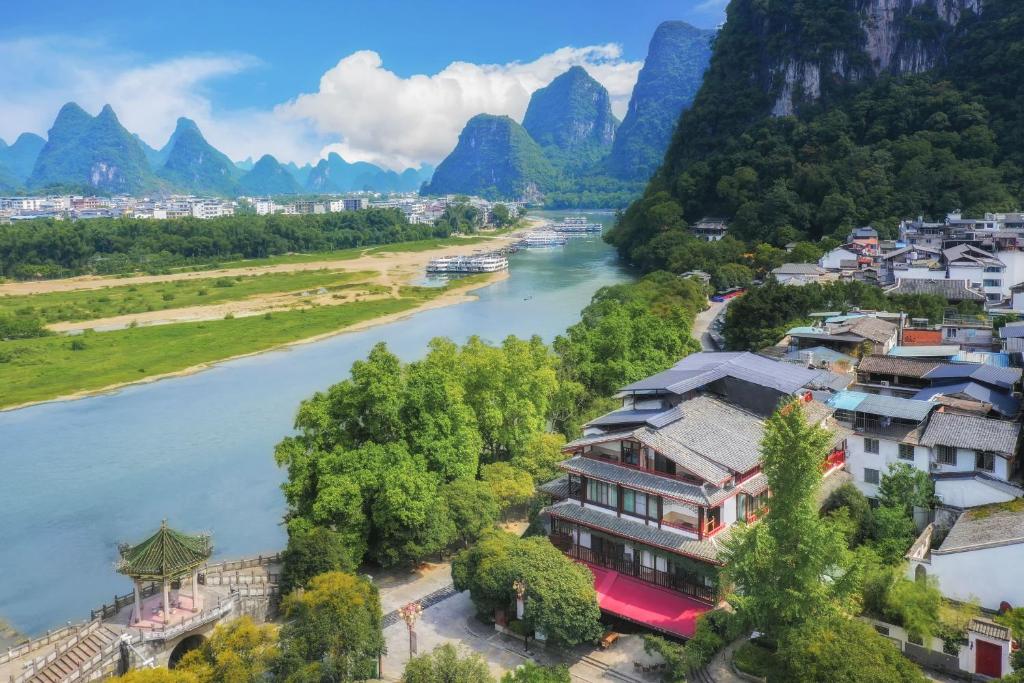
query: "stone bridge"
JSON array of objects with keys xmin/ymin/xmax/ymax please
[{"xmin": 0, "ymin": 554, "xmax": 281, "ymax": 683}]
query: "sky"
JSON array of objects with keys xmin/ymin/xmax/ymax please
[{"xmin": 0, "ymin": 0, "xmax": 728, "ymax": 171}]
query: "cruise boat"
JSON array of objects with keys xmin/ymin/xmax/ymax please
[
  {"xmin": 426, "ymin": 253, "xmax": 508, "ymax": 273},
  {"xmin": 549, "ymin": 215, "xmax": 603, "ymax": 233},
  {"xmin": 519, "ymin": 230, "xmax": 569, "ymax": 248}
]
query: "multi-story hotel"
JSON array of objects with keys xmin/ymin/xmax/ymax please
[{"xmin": 540, "ymin": 352, "xmax": 851, "ymax": 638}]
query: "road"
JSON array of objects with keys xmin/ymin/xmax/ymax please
[{"xmin": 693, "ymin": 298, "xmax": 729, "ymax": 350}]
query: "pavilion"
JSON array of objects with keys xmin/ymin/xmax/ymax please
[{"xmin": 117, "ymin": 521, "xmax": 212, "ymax": 627}]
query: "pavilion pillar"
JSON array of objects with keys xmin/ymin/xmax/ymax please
[
  {"xmin": 133, "ymin": 580, "xmax": 142, "ymax": 624},
  {"xmin": 191, "ymin": 570, "xmax": 200, "ymax": 612},
  {"xmin": 162, "ymin": 578, "xmax": 170, "ymax": 623}
]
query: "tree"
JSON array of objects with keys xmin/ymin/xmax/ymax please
[
  {"xmin": 275, "ymin": 572, "xmax": 384, "ymax": 682},
  {"xmin": 711, "ymin": 262, "xmax": 754, "ymax": 291},
  {"xmin": 878, "ymin": 463, "xmax": 934, "ymax": 516},
  {"xmin": 722, "ymin": 400, "xmax": 860, "ymax": 639},
  {"xmin": 452, "ymin": 531, "xmax": 603, "ymax": 647},
  {"xmin": 115, "ymin": 671, "xmax": 196, "ymax": 683},
  {"xmin": 280, "ymin": 520, "xmax": 363, "ymax": 593},
  {"xmin": 510, "ymin": 432, "xmax": 567, "ymax": 484},
  {"xmin": 776, "ymin": 616, "xmax": 928, "ymax": 683},
  {"xmin": 871, "ymin": 505, "xmax": 918, "ymax": 564},
  {"xmin": 401, "ymin": 644, "xmax": 494, "ymax": 683},
  {"xmin": 445, "ymin": 478, "xmax": 500, "ymax": 547},
  {"xmin": 491, "ymin": 204, "xmax": 513, "ymax": 227},
  {"xmin": 176, "ymin": 616, "xmax": 278, "ymax": 683},
  {"xmin": 371, "ymin": 462, "xmax": 455, "ymax": 566},
  {"xmin": 822, "ymin": 482, "xmax": 873, "ymax": 547},
  {"xmin": 885, "ymin": 576, "xmax": 942, "ymax": 642},
  {"xmin": 480, "ymin": 462, "xmax": 535, "ymax": 513},
  {"xmin": 501, "ymin": 662, "xmax": 571, "ymax": 682}
]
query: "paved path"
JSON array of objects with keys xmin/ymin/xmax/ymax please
[
  {"xmin": 701, "ymin": 640, "xmax": 746, "ymax": 683},
  {"xmin": 693, "ymin": 299, "xmax": 729, "ymax": 351}
]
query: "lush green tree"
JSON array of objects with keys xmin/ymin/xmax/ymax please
[
  {"xmin": 510, "ymin": 432, "xmax": 567, "ymax": 484},
  {"xmin": 445, "ymin": 478, "xmax": 500, "ymax": 548},
  {"xmin": 275, "ymin": 572, "xmax": 384, "ymax": 682},
  {"xmin": 776, "ymin": 616, "xmax": 928, "ymax": 683},
  {"xmin": 401, "ymin": 644, "xmax": 494, "ymax": 683},
  {"xmin": 452, "ymin": 531, "xmax": 603, "ymax": 647},
  {"xmin": 711, "ymin": 262, "xmax": 754, "ymax": 291},
  {"xmin": 480, "ymin": 462, "xmax": 536, "ymax": 513},
  {"xmin": 176, "ymin": 616, "xmax": 278, "ymax": 683},
  {"xmin": 878, "ymin": 463, "xmax": 934, "ymax": 516},
  {"xmin": 788, "ymin": 241, "xmax": 825, "ymax": 263},
  {"xmin": 871, "ymin": 505, "xmax": 919, "ymax": 564},
  {"xmin": 115, "ymin": 670, "xmax": 196, "ymax": 683},
  {"xmin": 823, "ymin": 482, "xmax": 874, "ymax": 547},
  {"xmin": 886, "ymin": 576, "xmax": 943, "ymax": 641},
  {"xmin": 722, "ymin": 400, "xmax": 860, "ymax": 639},
  {"xmin": 371, "ymin": 461, "xmax": 455, "ymax": 566},
  {"xmin": 501, "ymin": 662, "xmax": 571, "ymax": 683},
  {"xmin": 0, "ymin": 314, "xmax": 52, "ymax": 339},
  {"xmin": 280, "ymin": 520, "xmax": 364, "ymax": 593},
  {"xmin": 490, "ymin": 204, "xmax": 513, "ymax": 228}
]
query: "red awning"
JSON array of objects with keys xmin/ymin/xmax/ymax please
[{"xmin": 590, "ymin": 565, "xmax": 711, "ymax": 639}]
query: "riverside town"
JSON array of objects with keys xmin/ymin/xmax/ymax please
[{"xmin": 2, "ymin": 2, "xmax": 1024, "ymax": 682}]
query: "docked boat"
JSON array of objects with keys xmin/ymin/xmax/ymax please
[
  {"xmin": 426, "ymin": 252, "xmax": 508, "ymax": 273},
  {"xmin": 519, "ymin": 230, "xmax": 569, "ymax": 248},
  {"xmin": 549, "ymin": 215, "xmax": 603, "ymax": 233}
]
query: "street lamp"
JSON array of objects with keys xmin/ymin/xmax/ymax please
[{"xmin": 398, "ymin": 601, "xmax": 423, "ymax": 660}]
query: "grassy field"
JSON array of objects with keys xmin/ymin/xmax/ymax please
[
  {"xmin": 181, "ymin": 234, "xmax": 500, "ymax": 271},
  {"xmin": 1, "ymin": 270, "xmax": 377, "ymax": 324},
  {"xmin": 0, "ymin": 275, "xmax": 491, "ymax": 408}
]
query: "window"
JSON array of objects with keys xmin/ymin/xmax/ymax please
[
  {"xmin": 976, "ymin": 451, "xmax": 996, "ymax": 472},
  {"xmin": 984, "ymin": 279, "xmax": 1002, "ymax": 288},
  {"xmin": 985, "ymin": 266, "xmax": 1002, "ymax": 273},
  {"xmin": 653, "ymin": 452, "xmax": 677, "ymax": 476},
  {"xmin": 586, "ymin": 479, "xmax": 617, "ymax": 508},
  {"xmin": 936, "ymin": 445, "xmax": 957, "ymax": 466},
  {"xmin": 864, "ymin": 468, "xmax": 880, "ymax": 485},
  {"xmin": 946, "ymin": 328, "xmax": 958, "ymax": 338},
  {"xmin": 621, "ymin": 440, "xmax": 640, "ymax": 467},
  {"xmin": 737, "ymin": 494, "xmax": 747, "ymax": 521},
  {"xmin": 898, "ymin": 443, "xmax": 915, "ymax": 461},
  {"xmin": 864, "ymin": 437, "xmax": 880, "ymax": 454},
  {"xmin": 622, "ymin": 489, "xmax": 649, "ymax": 517}
]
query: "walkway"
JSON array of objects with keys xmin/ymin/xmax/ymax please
[{"xmin": 693, "ymin": 299, "xmax": 729, "ymax": 351}]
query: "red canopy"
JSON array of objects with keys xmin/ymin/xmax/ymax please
[{"xmin": 590, "ymin": 565, "xmax": 711, "ymax": 639}]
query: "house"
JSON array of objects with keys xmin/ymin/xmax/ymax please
[
  {"xmin": 787, "ymin": 316, "xmax": 899, "ymax": 356},
  {"xmin": 690, "ymin": 218, "xmax": 728, "ymax": 242},
  {"xmin": 906, "ymin": 503, "xmax": 1024, "ymax": 616},
  {"xmin": 884, "ymin": 278, "xmax": 986, "ymax": 304},
  {"xmin": 941, "ymin": 314, "xmax": 995, "ymax": 352},
  {"xmin": 1000, "ymin": 320, "xmax": 1024, "ymax": 353},
  {"xmin": 879, "ymin": 245, "xmax": 943, "ymax": 284},
  {"xmin": 848, "ymin": 226, "xmax": 879, "ymax": 254},
  {"xmin": 943, "ymin": 244, "xmax": 1006, "ymax": 303},
  {"xmin": 818, "ymin": 245, "xmax": 861, "ymax": 271},
  {"xmin": 539, "ymin": 353, "xmax": 849, "ymax": 638},
  {"xmin": 770, "ymin": 263, "xmax": 831, "ymax": 285},
  {"xmin": 919, "ymin": 411, "xmax": 1022, "ymax": 508}
]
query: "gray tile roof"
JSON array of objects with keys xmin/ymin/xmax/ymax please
[
  {"xmin": 563, "ymin": 430, "xmax": 637, "ymax": 450},
  {"xmin": 935, "ymin": 504, "xmax": 1024, "ymax": 554},
  {"xmin": 538, "ymin": 476, "xmax": 571, "ymax": 499},
  {"xmin": 858, "ymin": 355, "xmax": 941, "ymax": 378},
  {"xmin": 919, "ymin": 411, "xmax": 1020, "ymax": 457},
  {"xmin": 836, "ymin": 317, "xmax": 898, "ymax": 344},
  {"xmin": 560, "ymin": 455, "xmax": 716, "ymax": 505},
  {"xmin": 634, "ymin": 429, "xmax": 733, "ymax": 483},
  {"xmin": 618, "ymin": 352, "xmax": 826, "ymax": 397},
  {"xmin": 884, "ymin": 278, "xmax": 986, "ymax": 302},
  {"xmin": 587, "ymin": 409, "xmax": 665, "ymax": 428},
  {"xmin": 544, "ymin": 501, "xmax": 731, "ymax": 563}
]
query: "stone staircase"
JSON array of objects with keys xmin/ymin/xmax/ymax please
[{"xmin": 25, "ymin": 625, "xmax": 122, "ymax": 683}]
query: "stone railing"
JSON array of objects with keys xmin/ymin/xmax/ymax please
[
  {"xmin": 16, "ymin": 633, "xmax": 129, "ymax": 683},
  {"xmin": 13, "ymin": 620, "xmax": 103, "ymax": 682},
  {"xmin": 0, "ymin": 622, "xmax": 87, "ymax": 666},
  {"xmin": 91, "ymin": 583, "xmax": 159, "ymax": 621},
  {"xmin": 139, "ymin": 594, "xmax": 236, "ymax": 643},
  {"xmin": 202, "ymin": 553, "xmax": 280, "ymax": 574}
]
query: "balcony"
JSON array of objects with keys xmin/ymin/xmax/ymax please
[
  {"xmin": 822, "ymin": 448, "xmax": 846, "ymax": 473},
  {"xmin": 553, "ymin": 538, "xmax": 717, "ymax": 604}
]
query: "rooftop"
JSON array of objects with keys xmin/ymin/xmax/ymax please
[
  {"xmin": 913, "ymin": 382, "xmax": 1020, "ymax": 418},
  {"xmin": 919, "ymin": 411, "xmax": 1021, "ymax": 457},
  {"xmin": 618, "ymin": 352, "xmax": 830, "ymax": 397},
  {"xmin": 884, "ymin": 278, "xmax": 986, "ymax": 302},
  {"xmin": 117, "ymin": 522, "xmax": 212, "ymax": 579},
  {"xmin": 935, "ymin": 500, "xmax": 1024, "ymax": 555},
  {"xmin": 828, "ymin": 391, "xmax": 935, "ymax": 422}
]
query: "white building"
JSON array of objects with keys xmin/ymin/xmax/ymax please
[
  {"xmin": 818, "ymin": 245, "xmax": 860, "ymax": 271},
  {"xmin": 190, "ymin": 201, "xmax": 234, "ymax": 220},
  {"xmin": 255, "ymin": 200, "xmax": 277, "ymax": 216}
]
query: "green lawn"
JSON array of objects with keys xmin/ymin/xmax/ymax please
[
  {"xmin": 0, "ymin": 275, "xmax": 491, "ymax": 408},
  {"xmin": 1, "ymin": 270, "xmax": 377, "ymax": 324}
]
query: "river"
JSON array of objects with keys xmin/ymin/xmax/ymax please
[{"xmin": 0, "ymin": 211, "xmax": 633, "ymax": 635}]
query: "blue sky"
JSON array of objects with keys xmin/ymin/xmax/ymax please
[{"xmin": 0, "ymin": 0, "xmax": 727, "ymax": 168}]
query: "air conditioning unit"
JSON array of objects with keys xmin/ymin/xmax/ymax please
[
  {"xmin": 880, "ymin": 380, "xmax": 890, "ymax": 387},
  {"xmin": 930, "ymin": 462, "xmax": 941, "ymax": 471}
]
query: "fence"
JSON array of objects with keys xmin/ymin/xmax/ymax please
[
  {"xmin": 14, "ymin": 633, "xmax": 128, "ymax": 683},
  {"xmin": 562, "ymin": 542, "xmax": 717, "ymax": 603},
  {"xmin": 0, "ymin": 623, "xmax": 88, "ymax": 666},
  {"xmin": 139, "ymin": 594, "xmax": 236, "ymax": 643},
  {"xmin": 13, "ymin": 620, "xmax": 103, "ymax": 682},
  {"xmin": 91, "ymin": 583, "xmax": 159, "ymax": 621}
]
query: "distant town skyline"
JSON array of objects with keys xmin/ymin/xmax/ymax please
[{"xmin": 0, "ymin": 0, "xmax": 727, "ymax": 170}]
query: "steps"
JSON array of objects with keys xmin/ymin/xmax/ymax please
[{"xmin": 28, "ymin": 626, "xmax": 121, "ymax": 683}]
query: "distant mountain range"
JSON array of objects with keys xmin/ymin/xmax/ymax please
[
  {"xmin": 423, "ymin": 20, "xmax": 714, "ymax": 201},
  {"xmin": 5, "ymin": 109, "xmax": 435, "ymax": 197}
]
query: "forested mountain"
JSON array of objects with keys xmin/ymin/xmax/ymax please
[
  {"xmin": 522, "ymin": 65, "xmax": 618, "ymax": 169},
  {"xmin": 238, "ymin": 154, "xmax": 302, "ymax": 195},
  {"xmin": 421, "ymin": 114, "xmax": 557, "ymax": 199},
  {"xmin": 0, "ymin": 133, "xmax": 46, "ymax": 181},
  {"xmin": 608, "ymin": 0, "xmax": 1023, "ymax": 271},
  {"xmin": 606, "ymin": 21, "xmax": 714, "ymax": 180},
  {"xmin": 157, "ymin": 118, "xmax": 240, "ymax": 195},
  {"xmin": 305, "ymin": 152, "xmax": 432, "ymax": 193},
  {"xmin": 285, "ymin": 161, "xmax": 313, "ymax": 187},
  {"xmin": 27, "ymin": 103, "xmax": 157, "ymax": 194},
  {"xmin": 0, "ymin": 162, "xmax": 20, "ymax": 193}
]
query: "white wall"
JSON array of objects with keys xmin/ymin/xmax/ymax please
[
  {"xmin": 846, "ymin": 434, "xmax": 928, "ymax": 498},
  {"xmin": 820, "ymin": 248, "xmax": 856, "ymax": 270},
  {"xmin": 911, "ymin": 543, "xmax": 1024, "ymax": 611},
  {"xmin": 932, "ymin": 447, "xmax": 1009, "ymax": 480}
]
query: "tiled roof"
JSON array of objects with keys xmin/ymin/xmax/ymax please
[
  {"xmin": 538, "ymin": 476, "xmax": 571, "ymax": 499},
  {"xmin": 919, "ymin": 411, "xmax": 1020, "ymax": 457},
  {"xmin": 587, "ymin": 409, "xmax": 665, "ymax": 428},
  {"xmin": 634, "ymin": 429, "xmax": 733, "ymax": 483},
  {"xmin": 117, "ymin": 522, "xmax": 212, "ymax": 578},
  {"xmin": 560, "ymin": 455, "xmax": 713, "ymax": 505},
  {"xmin": 738, "ymin": 472, "xmax": 769, "ymax": 497},
  {"xmin": 884, "ymin": 278, "xmax": 986, "ymax": 301},
  {"xmin": 563, "ymin": 430, "xmax": 637, "ymax": 451},
  {"xmin": 859, "ymin": 355, "xmax": 940, "ymax": 378},
  {"xmin": 935, "ymin": 504, "xmax": 1024, "ymax": 554},
  {"xmin": 544, "ymin": 501, "xmax": 730, "ymax": 563},
  {"xmin": 968, "ymin": 618, "xmax": 1012, "ymax": 641},
  {"xmin": 838, "ymin": 317, "xmax": 898, "ymax": 344},
  {"xmin": 619, "ymin": 352, "xmax": 825, "ymax": 397}
]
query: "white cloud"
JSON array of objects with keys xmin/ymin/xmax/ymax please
[
  {"xmin": 0, "ymin": 37, "xmax": 642, "ymax": 170},
  {"xmin": 279, "ymin": 45, "xmax": 642, "ymax": 170}
]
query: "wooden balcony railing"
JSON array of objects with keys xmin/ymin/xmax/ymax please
[{"xmin": 554, "ymin": 538, "xmax": 717, "ymax": 604}]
